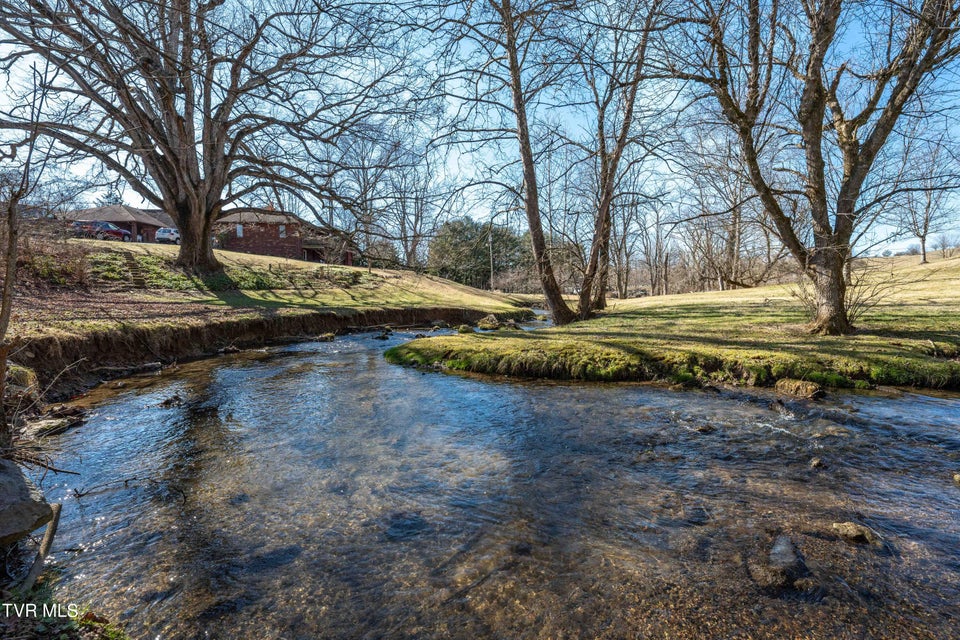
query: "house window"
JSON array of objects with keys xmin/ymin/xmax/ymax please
[
  {"xmin": 279, "ymin": 224, "xmax": 286, "ymax": 238},
  {"xmin": 236, "ymin": 224, "xmax": 243, "ymax": 238}
]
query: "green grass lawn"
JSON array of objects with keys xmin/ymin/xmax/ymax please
[{"xmin": 386, "ymin": 254, "xmax": 960, "ymax": 390}]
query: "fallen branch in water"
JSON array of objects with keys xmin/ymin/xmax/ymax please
[
  {"xmin": 72, "ymin": 476, "xmax": 142, "ymax": 498},
  {"xmin": 17, "ymin": 502, "xmax": 61, "ymax": 593},
  {"xmin": 8, "ymin": 448, "xmax": 79, "ymax": 475}
]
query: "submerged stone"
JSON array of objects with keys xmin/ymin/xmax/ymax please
[
  {"xmin": 684, "ymin": 505, "xmax": 710, "ymax": 526},
  {"xmin": 748, "ymin": 535, "xmax": 809, "ymax": 590},
  {"xmin": 832, "ymin": 521, "xmax": 882, "ymax": 546},
  {"xmin": 384, "ymin": 511, "xmax": 430, "ymax": 541},
  {"xmin": 769, "ymin": 536, "xmax": 802, "ymax": 572}
]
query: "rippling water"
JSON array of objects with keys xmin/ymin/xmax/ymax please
[{"xmin": 34, "ymin": 332, "xmax": 960, "ymax": 639}]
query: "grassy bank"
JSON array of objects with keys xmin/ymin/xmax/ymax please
[
  {"xmin": 386, "ymin": 255, "xmax": 960, "ymax": 390},
  {"xmin": 9, "ymin": 240, "xmax": 532, "ymax": 392},
  {"xmin": 16, "ymin": 240, "xmax": 530, "ymax": 338}
]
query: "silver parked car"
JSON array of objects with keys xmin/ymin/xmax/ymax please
[{"xmin": 155, "ymin": 227, "xmax": 181, "ymax": 244}]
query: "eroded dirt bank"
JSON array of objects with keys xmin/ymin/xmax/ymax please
[{"xmin": 16, "ymin": 306, "xmax": 532, "ymax": 401}]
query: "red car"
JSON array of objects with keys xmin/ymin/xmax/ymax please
[{"xmin": 71, "ymin": 220, "xmax": 132, "ymax": 241}]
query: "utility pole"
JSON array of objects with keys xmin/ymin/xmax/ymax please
[{"xmin": 489, "ymin": 220, "xmax": 494, "ymax": 290}]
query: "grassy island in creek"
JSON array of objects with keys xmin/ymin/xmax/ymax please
[{"xmin": 387, "ymin": 254, "xmax": 960, "ymax": 391}]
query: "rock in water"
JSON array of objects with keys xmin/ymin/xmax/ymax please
[
  {"xmin": 832, "ymin": 521, "xmax": 883, "ymax": 546},
  {"xmin": 775, "ymin": 378, "xmax": 825, "ymax": 399},
  {"xmin": 24, "ymin": 417, "xmax": 72, "ymax": 438},
  {"xmin": 384, "ymin": 512, "xmax": 429, "ymax": 541},
  {"xmin": 769, "ymin": 536, "xmax": 802, "ymax": 573},
  {"xmin": 457, "ymin": 324, "xmax": 475, "ymax": 334},
  {"xmin": 748, "ymin": 535, "xmax": 809, "ymax": 590},
  {"xmin": 684, "ymin": 504, "xmax": 710, "ymax": 526},
  {"xmin": 476, "ymin": 314, "xmax": 501, "ymax": 330},
  {"xmin": 0, "ymin": 459, "xmax": 54, "ymax": 547}
]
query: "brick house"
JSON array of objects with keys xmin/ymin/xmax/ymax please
[
  {"xmin": 213, "ymin": 211, "xmax": 304, "ymax": 259},
  {"xmin": 212, "ymin": 209, "xmax": 360, "ymax": 264},
  {"xmin": 301, "ymin": 230, "xmax": 357, "ymax": 265}
]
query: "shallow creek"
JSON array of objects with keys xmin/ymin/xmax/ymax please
[{"xmin": 33, "ymin": 331, "xmax": 960, "ymax": 639}]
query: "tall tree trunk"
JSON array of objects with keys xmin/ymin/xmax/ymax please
[
  {"xmin": 809, "ymin": 247, "xmax": 851, "ymax": 335},
  {"xmin": 578, "ymin": 194, "xmax": 613, "ymax": 318},
  {"xmin": 501, "ymin": 0, "xmax": 575, "ymax": 325},
  {"xmin": 174, "ymin": 202, "xmax": 221, "ymax": 272},
  {"xmin": 592, "ymin": 244, "xmax": 609, "ymax": 310},
  {"xmin": 661, "ymin": 252, "xmax": 669, "ymax": 295},
  {"xmin": 0, "ymin": 195, "xmax": 20, "ymax": 450},
  {"xmin": 920, "ymin": 236, "xmax": 928, "ymax": 264}
]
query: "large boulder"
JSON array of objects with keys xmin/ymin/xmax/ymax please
[{"xmin": 0, "ymin": 459, "xmax": 54, "ymax": 547}]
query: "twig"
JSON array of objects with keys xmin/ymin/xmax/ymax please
[
  {"xmin": 8, "ymin": 357, "xmax": 87, "ymax": 421},
  {"xmin": 17, "ymin": 502, "xmax": 61, "ymax": 593},
  {"xmin": 10, "ymin": 449, "xmax": 79, "ymax": 475},
  {"xmin": 72, "ymin": 476, "xmax": 141, "ymax": 498}
]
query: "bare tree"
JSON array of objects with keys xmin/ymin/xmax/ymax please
[
  {"xmin": 563, "ymin": 0, "xmax": 672, "ymax": 317},
  {"xmin": 934, "ymin": 232, "xmax": 958, "ymax": 258},
  {"xmin": 436, "ymin": 0, "xmax": 577, "ymax": 324},
  {"xmin": 386, "ymin": 150, "xmax": 446, "ymax": 268},
  {"xmin": 677, "ymin": 137, "xmax": 788, "ymax": 289},
  {"xmin": 895, "ymin": 132, "xmax": 960, "ymax": 263},
  {"xmin": 609, "ymin": 168, "xmax": 653, "ymax": 298},
  {"xmin": 0, "ymin": 64, "xmax": 50, "ymax": 451},
  {"xmin": 638, "ymin": 204, "xmax": 675, "ymax": 296},
  {"xmin": 0, "ymin": 0, "xmax": 409, "ymax": 271},
  {"xmin": 669, "ymin": 0, "xmax": 960, "ymax": 333},
  {"xmin": 0, "ymin": 175, "xmax": 23, "ymax": 451},
  {"xmin": 333, "ymin": 130, "xmax": 403, "ymax": 259}
]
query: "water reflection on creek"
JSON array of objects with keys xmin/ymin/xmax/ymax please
[{"xmin": 38, "ymin": 332, "xmax": 960, "ymax": 639}]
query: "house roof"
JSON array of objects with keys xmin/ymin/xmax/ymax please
[
  {"xmin": 62, "ymin": 205, "xmax": 169, "ymax": 228},
  {"xmin": 143, "ymin": 209, "xmax": 176, "ymax": 228},
  {"xmin": 216, "ymin": 211, "xmax": 307, "ymax": 226}
]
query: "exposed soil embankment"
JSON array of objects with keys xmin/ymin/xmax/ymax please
[{"xmin": 16, "ymin": 307, "xmax": 533, "ymax": 400}]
